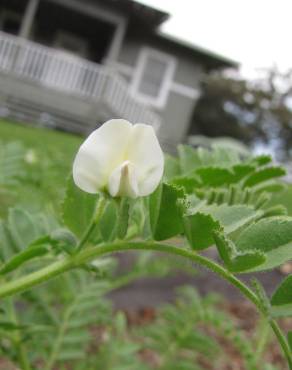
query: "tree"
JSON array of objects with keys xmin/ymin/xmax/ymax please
[{"xmin": 190, "ymin": 68, "xmax": 292, "ymax": 160}]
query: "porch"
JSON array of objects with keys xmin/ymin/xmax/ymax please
[{"xmin": 0, "ymin": 30, "xmax": 161, "ymax": 133}]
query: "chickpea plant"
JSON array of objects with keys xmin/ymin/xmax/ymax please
[{"xmin": 1, "ymin": 119, "xmax": 292, "ymax": 368}]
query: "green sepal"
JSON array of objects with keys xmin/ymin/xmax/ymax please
[
  {"xmin": 149, "ymin": 182, "xmax": 186, "ymax": 240},
  {"xmin": 62, "ymin": 175, "xmax": 98, "ymax": 238}
]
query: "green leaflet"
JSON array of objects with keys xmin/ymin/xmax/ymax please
[
  {"xmin": 196, "ymin": 167, "xmax": 233, "ymax": 187},
  {"xmin": 213, "ymin": 230, "xmax": 265, "ymax": 272},
  {"xmin": 0, "ymin": 245, "xmax": 49, "ymax": 275},
  {"xmin": 184, "ymin": 203, "xmax": 261, "ymax": 250},
  {"xmin": 243, "ymin": 166, "xmax": 286, "ymax": 187},
  {"xmin": 195, "ymin": 164, "xmax": 255, "ymax": 187},
  {"xmin": 253, "ymin": 181, "xmax": 286, "ymax": 194},
  {"xmin": 164, "ymin": 153, "xmax": 180, "ymax": 180},
  {"xmin": 236, "ymin": 216, "xmax": 292, "ymax": 271},
  {"xmin": 0, "ymin": 321, "xmax": 28, "ymax": 331},
  {"xmin": 288, "ymin": 332, "xmax": 292, "ymax": 352},
  {"xmin": 49, "ymin": 228, "xmax": 77, "ymax": 249},
  {"xmin": 271, "ymin": 303, "xmax": 292, "ymax": 318},
  {"xmin": 149, "ymin": 182, "xmax": 185, "ymax": 241},
  {"xmin": 62, "ymin": 175, "xmax": 98, "ymax": 238},
  {"xmin": 178, "ymin": 145, "xmax": 205, "ymax": 173},
  {"xmin": 8, "ymin": 207, "xmax": 38, "ymax": 251},
  {"xmin": 0, "ymin": 207, "xmax": 58, "ymax": 261},
  {"xmin": 184, "ymin": 213, "xmax": 221, "ymax": 250},
  {"xmin": 0, "ymin": 226, "xmax": 77, "ymax": 275},
  {"xmin": 0, "ymin": 141, "xmax": 26, "ymax": 187},
  {"xmin": 50, "ymin": 279, "xmax": 112, "ymax": 366},
  {"xmin": 271, "ymin": 275, "xmax": 292, "ymax": 306},
  {"xmin": 0, "ymin": 207, "xmax": 71, "ymax": 276},
  {"xmin": 0, "ymin": 221, "xmax": 14, "ymax": 261},
  {"xmin": 171, "ymin": 176, "xmax": 201, "ymax": 194},
  {"xmin": 200, "ymin": 204, "xmax": 261, "ymax": 234},
  {"xmin": 249, "ymin": 154, "xmax": 272, "ymax": 166},
  {"xmin": 178, "ymin": 144, "xmax": 242, "ymax": 175}
]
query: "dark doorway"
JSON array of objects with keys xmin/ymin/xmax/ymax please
[
  {"xmin": 0, "ymin": 0, "xmax": 28, "ymax": 35},
  {"xmin": 35, "ymin": 1, "xmax": 115, "ymax": 63}
]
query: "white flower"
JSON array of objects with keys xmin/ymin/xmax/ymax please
[{"xmin": 73, "ymin": 119, "xmax": 164, "ymax": 198}]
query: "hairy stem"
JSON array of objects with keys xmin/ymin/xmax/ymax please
[
  {"xmin": 0, "ymin": 241, "xmax": 291, "ymax": 367},
  {"xmin": 44, "ymin": 300, "xmax": 75, "ymax": 370},
  {"xmin": 76, "ymin": 195, "xmax": 107, "ymax": 251},
  {"xmin": 254, "ymin": 318, "xmax": 270, "ymax": 365},
  {"xmin": 8, "ymin": 299, "xmax": 31, "ymax": 370}
]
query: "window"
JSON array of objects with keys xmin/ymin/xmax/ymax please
[{"xmin": 131, "ymin": 48, "xmax": 176, "ymax": 108}]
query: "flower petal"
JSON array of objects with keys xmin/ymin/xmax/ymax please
[
  {"xmin": 73, "ymin": 119, "xmax": 132, "ymax": 193},
  {"xmin": 108, "ymin": 161, "xmax": 139, "ymax": 198},
  {"xmin": 127, "ymin": 124, "xmax": 164, "ymax": 196}
]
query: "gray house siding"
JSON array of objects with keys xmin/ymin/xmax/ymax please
[
  {"xmin": 114, "ymin": 34, "xmax": 203, "ymax": 148},
  {"xmin": 0, "ymin": 0, "xmax": 235, "ymax": 148},
  {"xmin": 0, "ymin": 70, "xmax": 106, "ymax": 132}
]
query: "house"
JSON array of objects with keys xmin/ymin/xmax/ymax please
[{"xmin": 0, "ymin": 0, "xmax": 237, "ymax": 150}]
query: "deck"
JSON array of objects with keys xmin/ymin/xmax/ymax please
[{"xmin": 0, "ymin": 31, "xmax": 161, "ymax": 133}]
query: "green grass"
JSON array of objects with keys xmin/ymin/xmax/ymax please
[
  {"xmin": 0, "ymin": 119, "xmax": 83, "ymax": 215},
  {"xmin": 0, "ymin": 119, "xmax": 82, "ymax": 163}
]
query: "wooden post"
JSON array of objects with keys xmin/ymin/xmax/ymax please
[
  {"xmin": 106, "ymin": 21, "xmax": 127, "ymax": 61},
  {"xmin": 19, "ymin": 0, "xmax": 39, "ymax": 39}
]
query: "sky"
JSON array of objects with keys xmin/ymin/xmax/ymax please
[{"xmin": 136, "ymin": 0, "xmax": 292, "ymax": 77}]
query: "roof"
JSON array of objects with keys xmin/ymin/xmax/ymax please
[
  {"xmin": 157, "ymin": 32, "xmax": 239, "ymax": 69},
  {"xmin": 121, "ymin": 0, "xmax": 238, "ymax": 69},
  {"xmin": 98, "ymin": 0, "xmax": 238, "ymax": 68},
  {"xmin": 98, "ymin": 0, "xmax": 170, "ymax": 28}
]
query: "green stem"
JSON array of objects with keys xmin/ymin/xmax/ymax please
[
  {"xmin": 254, "ymin": 318, "xmax": 270, "ymax": 365},
  {"xmin": 44, "ymin": 301, "xmax": 74, "ymax": 370},
  {"xmin": 270, "ymin": 320, "xmax": 292, "ymax": 368},
  {"xmin": 8, "ymin": 299, "xmax": 31, "ymax": 370},
  {"xmin": 76, "ymin": 195, "xmax": 107, "ymax": 251},
  {"xmin": 0, "ymin": 241, "xmax": 291, "ymax": 367},
  {"xmin": 44, "ymin": 266, "xmax": 148, "ymax": 370}
]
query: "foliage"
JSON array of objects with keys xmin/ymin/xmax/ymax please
[
  {"xmin": 0, "ymin": 119, "xmax": 81, "ymax": 215},
  {"xmin": 137, "ymin": 286, "xmax": 277, "ymax": 370},
  {"xmin": 191, "ymin": 69, "xmax": 292, "ymax": 160},
  {"xmin": 1, "ymin": 124, "xmax": 292, "ymax": 368},
  {"xmin": 0, "ymin": 237, "xmax": 197, "ymax": 369}
]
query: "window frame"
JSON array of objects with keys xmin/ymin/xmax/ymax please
[{"xmin": 131, "ymin": 47, "xmax": 177, "ymax": 109}]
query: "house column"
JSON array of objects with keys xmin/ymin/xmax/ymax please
[
  {"xmin": 19, "ymin": 0, "xmax": 40, "ymax": 39},
  {"xmin": 106, "ymin": 21, "xmax": 127, "ymax": 61}
]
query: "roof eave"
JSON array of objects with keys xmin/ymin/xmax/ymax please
[{"xmin": 157, "ymin": 32, "xmax": 239, "ymax": 69}]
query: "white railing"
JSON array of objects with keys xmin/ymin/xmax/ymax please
[{"xmin": 0, "ymin": 31, "xmax": 161, "ymax": 129}]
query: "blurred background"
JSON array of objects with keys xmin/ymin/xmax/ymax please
[
  {"xmin": 1, "ymin": 0, "xmax": 292, "ymax": 160},
  {"xmin": 0, "ymin": 1, "xmax": 292, "ymax": 369}
]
